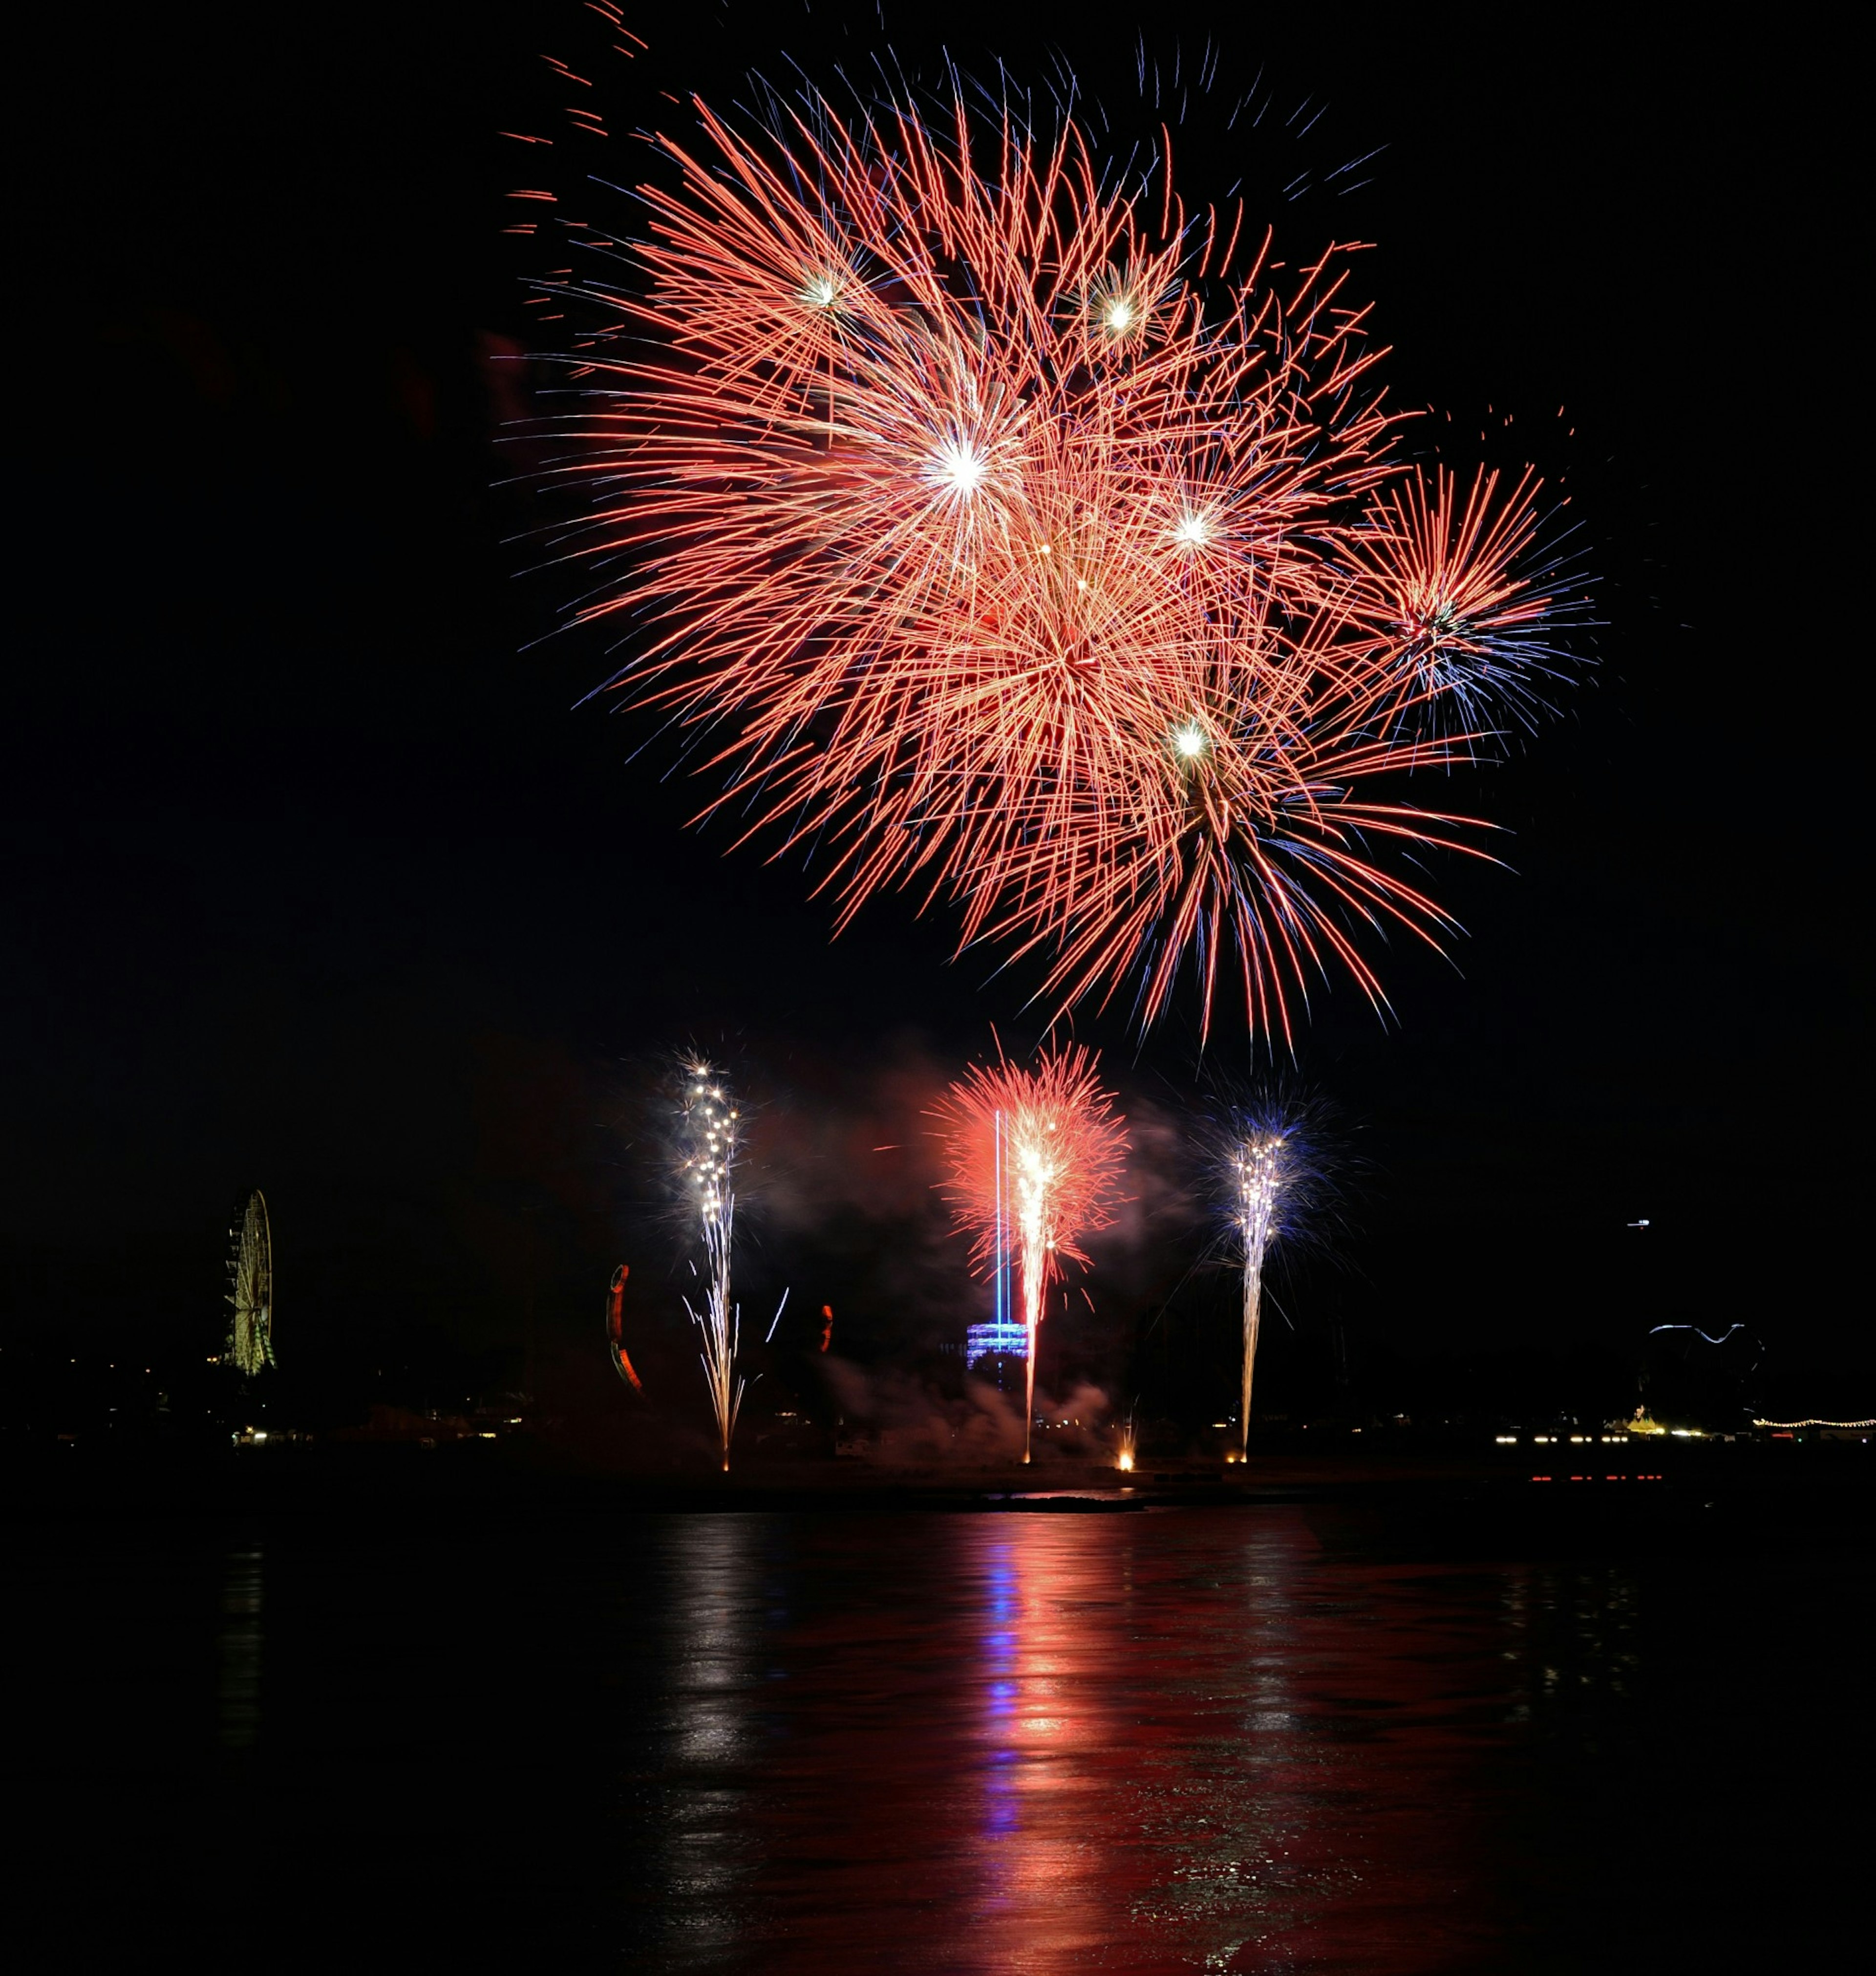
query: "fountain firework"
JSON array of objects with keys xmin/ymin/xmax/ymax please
[
  {"xmin": 528, "ymin": 73, "xmax": 1583, "ymax": 1039},
  {"xmin": 674, "ymin": 1058, "xmax": 745, "ymax": 1469},
  {"xmin": 1217, "ymin": 1098, "xmax": 1328, "ymax": 1458},
  {"xmin": 937, "ymin": 1045, "xmax": 1128, "ymax": 1462}
]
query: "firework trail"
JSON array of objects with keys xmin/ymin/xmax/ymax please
[
  {"xmin": 936, "ymin": 1044, "xmax": 1128, "ymax": 1461},
  {"xmin": 532, "ymin": 79, "xmax": 1582, "ymax": 1037}
]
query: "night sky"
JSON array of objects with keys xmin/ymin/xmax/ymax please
[{"xmin": 7, "ymin": 4, "xmax": 1864, "ymax": 1428}]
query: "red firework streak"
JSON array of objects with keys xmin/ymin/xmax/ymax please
[
  {"xmin": 934, "ymin": 1045, "xmax": 1127, "ymax": 1463},
  {"xmin": 606, "ymin": 1264, "xmax": 642, "ymax": 1391},
  {"xmin": 534, "ymin": 86, "xmax": 1578, "ymax": 1038}
]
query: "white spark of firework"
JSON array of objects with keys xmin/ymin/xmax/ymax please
[
  {"xmin": 928, "ymin": 434, "xmax": 988, "ymax": 498},
  {"xmin": 1231, "ymin": 1128, "xmax": 1292, "ymax": 1459},
  {"xmin": 676, "ymin": 1059, "xmax": 745, "ymax": 1470}
]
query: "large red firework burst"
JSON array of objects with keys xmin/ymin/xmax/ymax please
[{"xmin": 532, "ymin": 80, "xmax": 1578, "ymax": 1038}]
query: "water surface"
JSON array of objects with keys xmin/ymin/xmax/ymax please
[{"xmin": 15, "ymin": 1503, "xmax": 1866, "ymax": 1967}]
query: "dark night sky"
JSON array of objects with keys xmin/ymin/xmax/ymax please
[{"xmin": 5, "ymin": 3, "xmax": 1867, "ymax": 1415}]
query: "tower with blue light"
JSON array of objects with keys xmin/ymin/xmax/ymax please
[{"xmin": 966, "ymin": 1109, "xmax": 1026, "ymax": 1375}]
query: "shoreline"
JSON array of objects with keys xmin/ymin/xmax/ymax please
[{"xmin": 6, "ymin": 1438, "xmax": 1870, "ymax": 1558}]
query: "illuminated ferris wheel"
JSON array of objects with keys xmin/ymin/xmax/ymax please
[{"xmin": 225, "ymin": 1190, "xmax": 274, "ymax": 1376}]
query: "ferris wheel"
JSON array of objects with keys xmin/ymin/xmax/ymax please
[{"xmin": 225, "ymin": 1190, "xmax": 274, "ymax": 1375}]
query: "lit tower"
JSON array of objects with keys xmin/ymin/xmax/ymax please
[{"xmin": 965, "ymin": 1111, "xmax": 1027, "ymax": 1377}]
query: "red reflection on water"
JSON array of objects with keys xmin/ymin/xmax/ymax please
[
  {"xmin": 956, "ymin": 1514, "xmax": 1510, "ymax": 1973},
  {"xmin": 697, "ymin": 1508, "xmax": 1518, "ymax": 1973},
  {"xmin": 968, "ymin": 1523, "xmax": 1119, "ymax": 1964}
]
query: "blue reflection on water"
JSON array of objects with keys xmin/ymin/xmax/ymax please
[{"xmin": 981, "ymin": 1540, "xmax": 1020, "ymax": 1841}]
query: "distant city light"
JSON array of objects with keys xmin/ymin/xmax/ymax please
[{"xmin": 1751, "ymin": 1415, "xmax": 1876, "ymax": 1430}]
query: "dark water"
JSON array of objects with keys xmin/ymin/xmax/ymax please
[{"xmin": 14, "ymin": 1503, "xmax": 1868, "ymax": 1968}]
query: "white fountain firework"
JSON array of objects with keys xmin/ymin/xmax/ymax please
[
  {"xmin": 1214, "ymin": 1092, "xmax": 1336, "ymax": 1461},
  {"xmin": 1231, "ymin": 1127, "xmax": 1291, "ymax": 1461},
  {"xmin": 676, "ymin": 1058, "xmax": 744, "ymax": 1470}
]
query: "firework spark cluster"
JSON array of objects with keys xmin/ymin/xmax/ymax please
[
  {"xmin": 540, "ymin": 81, "xmax": 1579, "ymax": 1036},
  {"xmin": 675, "ymin": 1057, "xmax": 744, "ymax": 1468}
]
